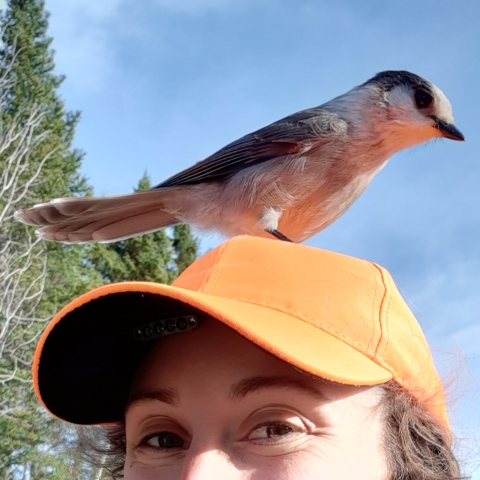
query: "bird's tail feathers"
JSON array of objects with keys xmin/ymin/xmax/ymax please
[
  {"xmin": 15, "ymin": 190, "xmax": 168, "ymax": 225},
  {"xmin": 15, "ymin": 190, "xmax": 180, "ymax": 243}
]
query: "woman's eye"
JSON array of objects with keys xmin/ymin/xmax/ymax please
[
  {"xmin": 145, "ymin": 431, "xmax": 184, "ymax": 449},
  {"xmin": 248, "ymin": 423, "xmax": 294, "ymax": 441},
  {"xmin": 266, "ymin": 424, "xmax": 293, "ymax": 437}
]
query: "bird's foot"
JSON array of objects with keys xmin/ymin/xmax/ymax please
[{"xmin": 265, "ymin": 229, "xmax": 293, "ymax": 242}]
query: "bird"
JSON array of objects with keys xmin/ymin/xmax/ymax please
[{"xmin": 15, "ymin": 70, "xmax": 464, "ymax": 244}]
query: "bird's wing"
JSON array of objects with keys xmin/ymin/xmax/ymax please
[{"xmin": 154, "ymin": 107, "xmax": 346, "ymax": 188}]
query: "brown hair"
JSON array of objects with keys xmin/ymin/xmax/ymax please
[
  {"xmin": 381, "ymin": 381, "xmax": 463, "ymax": 479},
  {"xmin": 77, "ymin": 381, "xmax": 463, "ymax": 479}
]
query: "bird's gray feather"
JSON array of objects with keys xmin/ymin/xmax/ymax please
[{"xmin": 154, "ymin": 107, "xmax": 345, "ymax": 188}]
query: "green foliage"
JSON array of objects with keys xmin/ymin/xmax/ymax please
[
  {"xmin": 0, "ymin": 406, "xmax": 87, "ymax": 480},
  {"xmin": 173, "ymin": 224, "xmax": 199, "ymax": 275}
]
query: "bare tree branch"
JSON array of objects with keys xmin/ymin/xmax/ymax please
[{"xmin": 0, "ymin": 40, "xmax": 53, "ymax": 395}]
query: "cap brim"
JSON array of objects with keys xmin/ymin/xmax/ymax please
[{"xmin": 34, "ymin": 282, "xmax": 393, "ymax": 425}]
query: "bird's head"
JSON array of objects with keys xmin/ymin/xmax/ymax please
[{"xmin": 363, "ymin": 70, "xmax": 464, "ymax": 146}]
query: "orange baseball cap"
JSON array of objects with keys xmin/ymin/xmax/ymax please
[{"xmin": 33, "ymin": 236, "xmax": 448, "ymax": 430}]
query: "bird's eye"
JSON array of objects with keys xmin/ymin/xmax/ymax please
[{"xmin": 414, "ymin": 89, "xmax": 433, "ymax": 109}]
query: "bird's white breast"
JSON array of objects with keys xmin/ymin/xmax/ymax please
[{"xmin": 280, "ymin": 157, "xmax": 389, "ymax": 242}]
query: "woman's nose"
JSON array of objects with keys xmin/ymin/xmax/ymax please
[{"xmin": 181, "ymin": 448, "xmax": 243, "ymax": 480}]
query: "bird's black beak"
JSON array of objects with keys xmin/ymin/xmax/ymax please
[{"xmin": 433, "ymin": 118, "xmax": 465, "ymax": 141}]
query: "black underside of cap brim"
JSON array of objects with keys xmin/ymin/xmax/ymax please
[{"xmin": 38, "ymin": 292, "xmax": 206, "ymax": 425}]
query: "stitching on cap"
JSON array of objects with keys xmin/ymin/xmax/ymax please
[
  {"xmin": 203, "ymin": 237, "xmax": 239, "ymax": 294},
  {"xmin": 197, "ymin": 242, "xmax": 229, "ymax": 292},
  {"xmin": 366, "ymin": 262, "xmax": 379, "ymax": 352},
  {"xmin": 380, "ymin": 266, "xmax": 394, "ymax": 361},
  {"xmin": 372, "ymin": 263, "xmax": 388, "ymax": 356},
  {"xmin": 384, "ymin": 272, "xmax": 394, "ymax": 361}
]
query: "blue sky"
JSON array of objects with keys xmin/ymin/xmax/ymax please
[{"xmin": 36, "ymin": 0, "xmax": 480, "ymax": 474}]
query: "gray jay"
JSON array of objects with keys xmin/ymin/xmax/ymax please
[{"xmin": 15, "ymin": 70, "xmax": 464, "ymax": 243}]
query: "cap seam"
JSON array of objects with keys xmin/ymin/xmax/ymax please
[
  {"xmin": 197, "ymin": 240, "xmax": 232, "ymax": 293},
  {"xmin": 366, "ymin": 262, "xmax": 380, "ymax": 353},
  {"xmin": 384, "ymin": 275, "xmax": 394, "ymax": 368},
  {"xmin": 202, "ymin": 237, "xmax": 239, "ymax": 294},
  {"xmin": 371, "ymin": 263, "xmax": 396, "ymax": 378}
]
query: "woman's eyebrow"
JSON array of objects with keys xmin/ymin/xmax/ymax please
[
  {"xmin": 125, "ymin": 376, "xmax": 327, "ymax": 411},
  {"xmin": 126, "ymin": 387, "xmax": 181, "ymax": 410},
  {"xmin": 229, "ymin": 375, "xmax": 328, "ymax": 401}
]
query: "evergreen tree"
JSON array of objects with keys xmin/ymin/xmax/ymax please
[{"xmin": 173, "ymin": 224, "xmax": 199, "ymax": 275}]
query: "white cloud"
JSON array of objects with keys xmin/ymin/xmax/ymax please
[{"xmin": 45, "ymin": 0, "xmax": 123, "ymax": 94}]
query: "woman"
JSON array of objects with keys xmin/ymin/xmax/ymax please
[{"xmin": 33, "ymin": 236, "xmax": 461, "ymax": 479}]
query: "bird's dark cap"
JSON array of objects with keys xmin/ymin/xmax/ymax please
[{"xmin": 363, "ymin": 70, "xmax": 433, "ymax": 93}]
